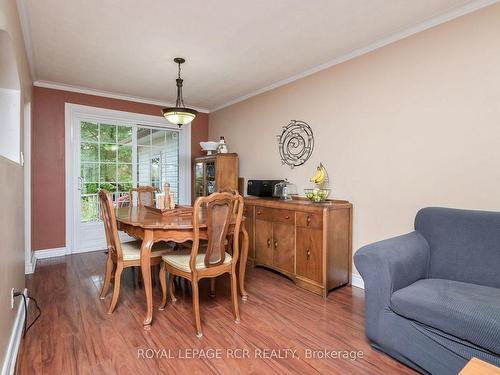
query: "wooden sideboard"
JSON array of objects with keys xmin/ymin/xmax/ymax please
[{"xmin": 243, "ymin": 196, "xmax": 352, "ymax": 297}]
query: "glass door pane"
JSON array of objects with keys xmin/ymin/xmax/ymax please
[
  {"xmin": 79, "ymin": 122, "xmax": 133, "ymax": 222},
  {"xmin": 194, "ymin": 162, "xmax": 204, "ymax": 198},
  {"xmin": 136, "ymin": 126, "xmax": 179, "ymax": 203},
  {"xmin": 79, "ymin": 122, "xmax": 180, "ymax": 224},
  {"xmin": 206, "ymin": 161, "xmax": 216, "ymax": 194}
]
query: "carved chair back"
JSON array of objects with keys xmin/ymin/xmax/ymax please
[
  {"xmin": 99, "ymin": 190, "xmax": 124, "ymax": 261},
  {"xmin": 130, "ymin": 186, "xmax": 158, "ymax": 207},
  {"xmin": 190, "ymin": 191, "xmax": 244, "ymax": 272}
]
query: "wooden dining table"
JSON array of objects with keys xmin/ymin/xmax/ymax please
[{"xmin": 115, "ymin": 206, "xmax": 249, "ymax": 327}]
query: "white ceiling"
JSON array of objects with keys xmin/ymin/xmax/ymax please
[{"xmin": 19, "ymin": 0, "xmax": 490, "ymax": 111}]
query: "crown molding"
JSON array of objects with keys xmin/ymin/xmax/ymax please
[
  {"xmin": 33, "ymin": 80, "xmax": 210, "ymax": 113},
  {"xmin": 210, "ymin": 0, "xmax": 499, "ymax": 112},
  {"xmin": 16, "ymin": 0, "xmax": 36, "ymax": 80}
]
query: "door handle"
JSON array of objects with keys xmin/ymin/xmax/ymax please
[
  {"xmin": 77, "ymin": 176, "xmax": 83, "ymax": 191},
  {"xmin": 306, "ymin": 249, "xmax": 311, "ymax": 260},
  {"xmin": 267, "ymin": 238, "xmax": 271, "ymax": 248}
]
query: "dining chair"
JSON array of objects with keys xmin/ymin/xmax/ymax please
[
  {"xmin": 129, "ymin": 186, "xmax": 159, "ymax": 207},
  {"xmin": 98, "ymin": 189, "xmax": 171, "ymax": 314},
  {"xmin": 209, "ymin": 188, "xmax": 241, "ymax": 297},
  {"xmin": 159, "ymin": 191, "xmax": 244, "ymax": 337}
]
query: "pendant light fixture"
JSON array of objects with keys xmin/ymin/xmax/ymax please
[{"xmin": 162, "ymin": 57, "xmax": 197, "ymax": 126}]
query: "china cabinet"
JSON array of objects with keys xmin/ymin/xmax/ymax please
[{"xmin": 193, "ymin": 153, "xmax": 239, "ymax": 199}]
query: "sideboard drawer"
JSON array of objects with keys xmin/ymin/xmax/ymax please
[
  {"xmin": 255, "ymin": 206, "xmax": 273, "ymax": 221},
  {"xmin": 272, "ymin": 209, "xmax": 295, "ymax": 225},
  {"xmin": 296, "ymin": 211, "xmax": 323, "ymax": 229}
]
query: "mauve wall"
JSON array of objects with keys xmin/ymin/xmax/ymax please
[{"xmin": 32, "ymin": 86, "xmax": 208, "ymax": 251}]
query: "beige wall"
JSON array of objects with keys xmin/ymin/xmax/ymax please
[
  {"xmin": 209, "ymin": 4, "xmax": 500, "ymax": 275},
  {"xmin": 0, "ymin": 0, "xmax": 32, "ymax": 369}
]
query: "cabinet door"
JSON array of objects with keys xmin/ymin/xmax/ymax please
[
  {"xmin": 243, "ymin": 205, "xmax": 254, "ymax": 259},
  {"xmin": 215, "ymin": 154, "xmax": 238, "ymax": 191},
  {"xmin": 206, "ymin": 161, "xmax": 216, "ymax": 194},
  {"xmin": 296, "ymin": 228, "xmax": 323, "ymax": 283},
  {"xmin": 194, "ymin": 162, "xmax": 205, "ymax": 198},
  {"xmin": 273, "ymin": 223, "xmax": 295, "ymax": 273},
  {"xmin": 255, "ymin": 219, "xmax": 273, "ymax": 266}
]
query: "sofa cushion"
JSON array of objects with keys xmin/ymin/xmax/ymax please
[
  {"xmin": 390, "ymin": 279, "xmax": 500, "ymax": 355},
  {"xmin": 415, "ymin": 207, "xmax": 500, "ymax": 288}
]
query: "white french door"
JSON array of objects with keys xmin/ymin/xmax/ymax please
[{"xmin": 66, "ymin": 104, "xmax": 191, "ymax": 254}]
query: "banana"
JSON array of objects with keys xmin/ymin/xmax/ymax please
[
  {"xmin": 316, "ymin": 168, "xmax": 326, "ymax": 184},
  {"xmin": 310, "ymin": 166, "xmax": 323, "ymax": 183},
  {"xmin": 310, "ymin": 163, "xmax": 328, "ymax": 185}
]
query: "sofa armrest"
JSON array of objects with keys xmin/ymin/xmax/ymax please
[{"xmin": 354, "ymin": 231, "xmax": 430, "ymax": 343}]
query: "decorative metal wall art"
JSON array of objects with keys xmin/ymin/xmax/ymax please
[{"xmin": 277, "ymin": 120, "xmax": 314, "ymax": 168}]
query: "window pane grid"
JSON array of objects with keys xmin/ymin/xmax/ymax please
[{"xmin": 80, "ymin": 122, "xmax": 180, "ymax": 222}]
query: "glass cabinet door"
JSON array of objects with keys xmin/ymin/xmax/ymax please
[
  {"xmin": 206, "ymin": 161, "xmax": 216, "ymax": 194},
  {"xmin": 194, "ymin": 162, "xmax": 205, "ymax": 198}
]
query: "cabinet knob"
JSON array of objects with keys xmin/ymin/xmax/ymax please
[
  {"xmin": 267, "ymin": 239, "xmax": 271, "ymax": 248},
  {"xmin": 257, "ymin": 210, "xmax": 262, "ymax": 215},
  {"xmin": 285, "ymin": 215, "xmax": 290, "ymax": 219},
  {"xmin": 306, "ymin": 216, "xmax": 311, "ymax": 225},
  {"xmin": 274, "ymin": 241, "xmax": 278, "ymax": 248},
  {"xmin": 306, "ymin": 249, "xmax": 311, "ymax": 260}
]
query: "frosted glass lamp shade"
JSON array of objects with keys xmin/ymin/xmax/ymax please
[{"xmin": 162, "ymin": 107, "xmax": 197, "ymax": 126}]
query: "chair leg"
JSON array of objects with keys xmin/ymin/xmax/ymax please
[
  {"xmin": 99, "ymin": 254, "xmax": 113, "ymax": 299},
  {"xmin": 210, "ymin": 278, "xmax": 216, "ymax": 298},
  {"xmin": 230, "ymin": 271, "xmax": 241, "ymax": 324},
  {"xmin": 159, "ymin": 263, "xmax": 167, "ymax": 310},
  {"xmin": 107, "ymin": 264, "xmax": 123, "ymax": 314},
  {"xmin": 191, "ymin": 279, "xmax": 202, "ymax": 337},
  {"xmin": 227, "ymin": 235, "xmax": 233, "ymax": 255},
  {"xmin": 168, "ymin": 273, "xmax": 177, "ymax": 302}
]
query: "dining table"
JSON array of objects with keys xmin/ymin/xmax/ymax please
[{"xmin": 115, "ymin": 205, "xmax": 249, "ymax": 327}]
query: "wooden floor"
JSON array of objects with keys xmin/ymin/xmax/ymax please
[{"xmin": 18, "ymin": 251, "xmax": 415, "ymax": 375}]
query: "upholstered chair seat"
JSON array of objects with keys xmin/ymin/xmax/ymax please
[
  {"xmin": 121, "ymin": 241, "xmax": 172, "ymax": 261},
  {"xmin": 162, "ymin": 250, "xmax": 232, "ymax": 273}
]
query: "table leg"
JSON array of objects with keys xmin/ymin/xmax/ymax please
[
  {"xmin": 239, "ymin": 226, "xmax": 249, "ymax": 301},
  {"xmin": 140, "ymin": 230, "xmax": 154, "ymax": 326}
]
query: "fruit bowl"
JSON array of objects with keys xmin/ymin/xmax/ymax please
[
  {"xmin": 200, "ymin": 141, "xmax": 219, "ymax": 155},
  {"xmin": 304, "ymin": 188, "xmax": 331, "ymax": 203}
]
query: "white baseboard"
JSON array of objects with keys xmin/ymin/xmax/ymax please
[
  {"xmin": 351, "ymin": 273, "xmax": 365, "ymax": 290},
  {"xmin": 1, "ymin": 288, "xmax": 28, "ymax": 375},
  {"xmin": 24, "ymin": 252, "xmax": 37, "ymax": 274},
  {"xmin": 70, "ymin": 246, "xmax": 106, "ymax": 254},
  {"xmin": 34, "ymin": 247, "xmax": 66, "ymax": 259},
  {"xmin": 34, "ymin": 246, "xmax": 107, "ymax": 259}
]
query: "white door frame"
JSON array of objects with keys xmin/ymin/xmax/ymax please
[
  {"xmin": 64, "ymin": 103, "xmax": 191, "ymax": 255},
  {"xmin": 24, "ymin": 100, "xmax": 36, "ymax": 273}
]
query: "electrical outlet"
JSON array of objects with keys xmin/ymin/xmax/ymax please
[{"xmin": 10, "ymin": 288, "xmax": 15, "ymax": 309}]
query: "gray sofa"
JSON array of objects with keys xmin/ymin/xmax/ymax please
[{"xmin": 354, "ymin": 207, "xmax": 500, "ymax": 374}]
